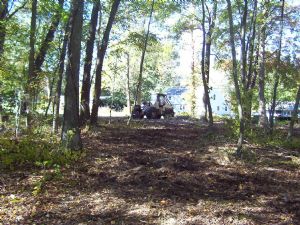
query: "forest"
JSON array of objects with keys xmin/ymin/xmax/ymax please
[{"xmin": 0, "ymin": 0, "xmax": 300, "ymax": 224}]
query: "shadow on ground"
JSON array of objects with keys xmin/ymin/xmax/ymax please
[{"xmin": 1, "ymin": 118, "xmax": 300, "ymax": 224}]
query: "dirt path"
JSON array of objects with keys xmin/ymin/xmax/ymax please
[{"xmin": 1, "ymin": 118, "xmax": 300, "ymax": 224}]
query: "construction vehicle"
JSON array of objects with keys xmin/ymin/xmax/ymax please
[{"xmin": 132, "ymin": 93, "xmax": 175, "ymax": 119}]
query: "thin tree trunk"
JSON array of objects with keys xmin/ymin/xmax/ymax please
[
  {"xmin": 226, "ymin": 0, "xmax": 245, "ymax": 157},
  {"xmin": 61, "ymin": 0, "xmax": 84, "ymax": 150},
  {"xmin": 240, "ymin": 0, "xmax": 248, "ymax": 88},
  {"xmin": 191, "ymin": 29, "xmax": 196, "ymax": 117},
  {"xmin": 34, "ymin": 0, "xmax": 64, "ymax": 72},
  {"xmin": 90, "ymin": 0, "xmax": 121, "ymax": 125},
  {"xmin": 201, "ymin": 0, "xmax": 213, "ymax": 126},
  {"xmin": 45, "ymin": 76, "xmax": 55, "ymax": 117},
  {"xmin": 31, "ymin": 0, "xmax": 64, "ymax": 107},
  {"xmin": 269, "ymin": 0, "xmax": 284, "ymax": 133},
  {"xmin": 27, "ymin": 0, "xmax": 38, "ymax": 128},
  {"xmin": 258, "ymin": 11, "xmax": 268, "ymax": 131},
  {"xmin": 0, "ymin": 0, "xmax": 27, "ymax": 58},
  {"xmin": 0, "ymin": 0, "xmax": 8, "ymax": 57},
  {"xmin": 203, "ymin": 0, "xmax": 217, "ymax": 126},
  {"xmin": 246, "ymin": 0, "xmax": 258, "ymax": 90},
  {"xmin": 53, "ymin": 19, "xmax": 69, "ymax": 133},
  {"xmin": 125, "ymin": 52, "xmax": 131, "ymax": 115},
  {"xmin": 0, "ymin": 0, "xmax": 8, "ymax": 120},
  {"xmin": 287, "ymin": 85, "xmax": 300, "ymax": 139},
  {"xmin": 201, "ymin": 0, "xmax": 207, "ymax": 121},
  {"xmin": 80, "ymin": 0, "xmax": 100, "ymax": 125},
  {"xmin": 135, "ymin": 0, "xmax": 155, "ymax": 106}
]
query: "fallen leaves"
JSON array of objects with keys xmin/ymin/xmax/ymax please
[{"xmin": 0, "ymin": 118, "xmax": 299, "ymax": 224}]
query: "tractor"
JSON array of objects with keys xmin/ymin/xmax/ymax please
[{"xmin": 131, "ymin": 93, "xmax": 175, "ymax": 119}]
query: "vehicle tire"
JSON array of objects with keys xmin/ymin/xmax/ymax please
[
  {"xmin": 164, "ymin": 109, "xmax": 175, "ymax": 119},
  {"xmin": 132, "ymin": 105, "xmax": 143, "ymax": 119},
  {"xmin": 146, "ymin": 107, "xmax": 157, "ymax": 119}
]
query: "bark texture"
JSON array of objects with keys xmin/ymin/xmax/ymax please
[
  {"xmin": 61, "ymin": 0, "xmax": 84, "ymax": 150},
  {"xmin": 34, "ymin": 0, "xmax": 64, "ymax": 72},
  {"xmin": 201, "ymin": 0, "xmax": 216, "ymax": 126},
  {"xmin": 80, "ymin": 0, "xmax": 100, "ymax": 125},
  {"xmin": 90, "ymin": 0, "xmax": 121, "ymax": 124},
  {"xmin": 0, "ymin": 0, "xmax": 8, "ymax": 57},
  {"xmin": 27, "ymin": 0, "xmax": 38, "ymax": 128},
  {"xmin": 53, "ymin": 19, "xmax": 70, "ymax": 133},
  {"xmin": 269, "ymin": 0, "xmax": 285, "ymax": 132},
  {"xmin": 258, "ymin": 5, "xmax": 268, "ymax": 131},
  {"xmin": 226, "ymin": 0, "xmax": 245, "ymax": 156}
]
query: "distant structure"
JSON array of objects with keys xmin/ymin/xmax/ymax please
[
  {"xmin": 165, "ymin": 87, "xmax": 188, "ymax": 114},
  {"xmin": 272, "ymin": 102, "xmax": 300, "ymax": 120},
  {"xmin": 160, "ymin": 86, "xmax": 232, "ymax": 117}
]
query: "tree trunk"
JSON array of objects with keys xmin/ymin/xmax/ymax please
[
  {"xmin": 45, "ymin": 76, "xmax": 55, "ymax": 117},
  {"xmin": 53, "ymin": 18, "xmax": 70, "ymax": 133},
  {"xmin": 0, "ymin": 0, "xmax": 8, "ymax": 119},
  {"xmin": 191, "ymin": 29, "xmax": 196, "ymax": 117},
  {"xmin": 61, "ymin": 0, "xmax": 84, "ymax": 150},
  {"xmin": 27, "ymin": 0, "xmax": 38, "ymax": 128},
  {"xmin": 29, "ymin": 0, "xmax": 64, "ymax": 108},
  {"xmin": 135, "ymin": 0, "xmax": 155, "ymax": 106},
  {"xmin": 203, "ymin": 0, "xmax": 217, "ymax": 126},
  {"xmin": 34, "ymin": 0, "xmax": 64, "ymax": 72},
  {"xmin": 0, "ymin": 0, "xmax": 8, "ymax": 57},
  {"xmin": 201, "ymin": 0, "xmax": 207, "ymax": 121},
  {"xmin": 258, "ymin": 15, "xmax": 268, "ymax": 131},
  {"xmin": 80, "ymin": 0, "xmax": 100, "ymax": 125},
  {"xmin": 240, "ymin": 0, "xmax": 248, "ymax": 88},
  {"xmin": 90, "ymin": 0, "xmax": 121, "ymax": 125},
  {"xmin": 125, "ymin": 52, "xmax": 131, "ymax": 115},
  {"xmin": 269, "ymin": 0, "xmax": 284, "ymax": 133},
  {"xmin": 226, "ymin": 0, "xmax": 245, "ymax": 157},
  {"xmin": 246, "ymin": 0, "xmax": 258, "ymax": 90},
  {"xmin": 287, "ymin": 85, "xmax": 300, "ymax": 139}
]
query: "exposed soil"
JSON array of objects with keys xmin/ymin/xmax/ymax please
[{"xmin": 1, "ymin": 118, "xmax": 300, "ymax": 224}]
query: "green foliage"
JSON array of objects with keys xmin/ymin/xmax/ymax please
[
  {"xmin": 100, "ymin": 90, "xmax": 127, "ymax": 111},
  {"xmin": 0, "ymin": 133, "xmax": 83, "ymax": 170},
  {"xmin": 224, "ymin": 117, "xmax": 240, "ymax": 138},
  {"xmin": 126, "ymin": 32, "xmax": 159, "ymax": 50}
]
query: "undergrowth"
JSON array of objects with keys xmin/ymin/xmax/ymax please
[
  {"xmin": 0, "ymin": 132, "xmax": 83, "ymax": 170},
  {"xmin": 224, "ymin": 118, "xmax": 300, "ymax": 150}
]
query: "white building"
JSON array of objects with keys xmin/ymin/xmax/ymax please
[
  {"xmin": 162, "ymin": 86, "xmax": 233, "ymax": 117},
  {"xmin": 273, "ymin": 102, "xmax": 300, "ymax": 119}
]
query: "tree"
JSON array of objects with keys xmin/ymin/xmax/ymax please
[
  {"xmin": 201, "ymin": 0, "xmax": 217, "ymax": 126},
  {"xmin": 125, "ymin": 52, "xmax": 131, "ymax": 115},
  {"xmin": 27, "ymin": 0, "xmax": 37, "ymax": 128},
  {"xmin": 287, "ymin": 84, "xmax": 300, "ymax": 139},
  {"xmin": 172, "ymin": 5, "xmax": 199, "ymax": 118},
  {"xmin": 0, "ymin": 0, "xmax": 27, "ymax": 58},
  {"xmin": 53, "ymin": 18, "xmax": 70, "ymax": 133},
  {"xmin": 0, "ymin": 0, "xmax": 8, "ymax": 58},
  {"xmin": 61, "ymin": 0, "xmax": 84, "ymax": 150},
  {"xmin": 269, "ymin": 0, "xmax": 285, "ymax": 133},
  {"xmin": 80, "ymin": 0, "xmax": 101, "ymax": 125},
  {"xmin": 34, "ymin": 0, "xmax": 65, "ymax": 76},
  {"xmin": 90, "ymin": 0, "xmax": 121, "ymax": 125},
  {"xmin": 258, "ymin": 0, "xmax": 269, "ymax": 132},
  {"xmin": 134, "ymin": 0, "xmax": 155, "ymax": 106},
  {"xmin": 226, "ymin": 0, "xmax": 245, "ymax": 156}
]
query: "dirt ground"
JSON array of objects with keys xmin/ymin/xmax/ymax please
[{"xmin": 1, "ymin": 118, "xmax": 300, "ymax": 225}]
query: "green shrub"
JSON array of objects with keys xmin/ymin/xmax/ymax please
[{"xmin": 0, "ymin": 134, "xmax": 82, "ymax": 170}]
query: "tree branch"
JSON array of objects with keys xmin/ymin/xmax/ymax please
[{"xmin": 7, "ymin": 0, "xmax": 28, "ymax": 19}]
